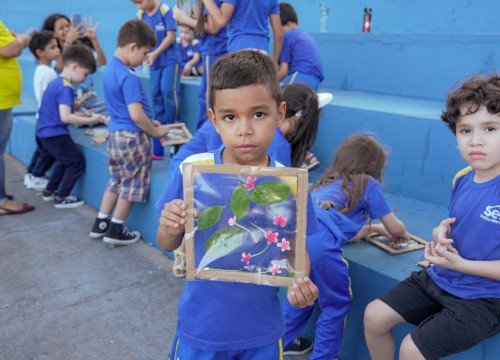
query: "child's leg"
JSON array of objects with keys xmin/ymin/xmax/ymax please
[
  {"xmin": 282, "ymin": 300, "xmax": 314, "ymax": 348},
  {"xmin": 30, "ymin": 137, "xmax": 55, "ymax": 177},
  {"xmin": 150, "ymin": 66, "xmax": 166, "ymax": 124},
  {"xmin": 283, "ymin": 72, "xmax": 321, "ymax": 92},
  {"xmin": 111, "ymin": 197, "xmax": 134, "ymax": 221},
  {"xmin": 161, "ymin": 63, "xmax": 181, "ymax": 124},
  {"xmin": 196, "ymin": 55, "xmax": 210, "ymax": 129}
]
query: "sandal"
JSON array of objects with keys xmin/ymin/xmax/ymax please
[
  {"xmin": 0, "ymin": 200, "xmax": 35, "ymax": 216},
  {"xmin": 172, "ymin": 248, "xmax": 186, "ymax": 278},
  {"xmin": 301, "ymin": 151, "xmax": 320, "ymax": 171}
]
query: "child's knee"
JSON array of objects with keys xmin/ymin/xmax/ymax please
[
  {"xmin": 399, "ymin": 334, "xmax": 425, "ymax": 360},
  {"xmin": 364, "ymin": 299, "xmax": 393, "ymax": 333}
]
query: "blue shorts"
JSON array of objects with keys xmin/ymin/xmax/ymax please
[{"xmin": 170, "ymin": 335, "xmax": 284, "ymax": 360}]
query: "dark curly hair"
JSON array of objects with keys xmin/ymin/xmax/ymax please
[{"xmin": 441, "ymin": 74, "xmax": 500, "ymax": 134}]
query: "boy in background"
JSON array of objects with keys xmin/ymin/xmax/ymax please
[
  {"xmin": 38, "ymin": 45, "xmax": 104, "ymax": 208},
  {"xmin": 277, "ymin": 3, "xmax": 324, "ymax": 91},
  {"xmin": 156, "ymin": 50, "xmax": 318, "ymax": 359},
  {"xmin": 364, "ymin": 74, "xmax": 500, "ymax": 359},
  {"xmin": 25, "ymin": 31, "xmax": 60, "ymax": 192},
  {"xmin": 177, "ymin": 24, "xmax": 202, "ymax": 76},
  {"xmin": 133, "ymin": 0, "xmax": 182, "ymax": 158},
  {"xmin": 90, "ymin": 19, "xmax": 170, "ymax": 245}
]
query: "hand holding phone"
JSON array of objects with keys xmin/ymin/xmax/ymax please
[{"xmin": 71, "ymin": 13, "xmax": 85, "ymax": 35}]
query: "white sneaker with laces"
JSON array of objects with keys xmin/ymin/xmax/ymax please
[{"xmin": 26, "ymin": 175, "xmax": 49, "ymax": 191}]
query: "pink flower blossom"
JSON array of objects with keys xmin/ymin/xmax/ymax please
[
  {"xmin": 277, "ymin": 238, "xmax": 291, "ymax": 252},
  {"xmin": 273, "ymin": 214, "xmax": 287, "ymax": 228},
  {"xmin": 241, "ymin": 252, "xmax": 251, "ymax": 265},
  {"xmin": 265, "ymin": 231, "xmax": 279, "ymax": 245},
  {"xmin": 228, "ymin": 216, "xmax": 237, "ymax": 227},
  {"xmin": 271, "ymin": 264, "xmax": 282, "ymax": 276},
  {"xmin": 243, "ymin": 176, "xmax": 257, "ymax": 191}
]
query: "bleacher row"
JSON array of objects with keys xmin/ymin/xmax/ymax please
[{"xmin": 5, "ymin": 0, "xmax": 500, "ymax": 358}]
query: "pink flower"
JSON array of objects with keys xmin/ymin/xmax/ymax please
[
  {"xmin": 273, "ymin": 214, "xmax": 287, "ymax": 228},
  {"xmin": 271, "ymin": 264, "xmax": 282, "ymax": 276},
  {"xmin": 277, "ymin": 238, "xmax": 291, "ymax": 252},
  {"xmin": 241, "ymin": 252, "xmax": 251, "ymax": 265},
  {"xmin": 228, "ymin": 216, "xmax": 237, "ymax": 227},
  {"xmin": 243, "ymin": 176, "xmax": 257, "ymax": 191},
  {"xmin": 265, "ymin": 231, "xmax": 279, "ymax": 245}
]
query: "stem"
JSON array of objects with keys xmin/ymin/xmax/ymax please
[
  {"xmin": 251, "ymin": 244, "xmax": 270, "ymax": 258},
  {"xmin": 250, "ymin": 221, "xmax": 267, "ymax": 234},
  {"xmin": 235, "ymin": 222, "xmax": 258, "ymax": 242}
]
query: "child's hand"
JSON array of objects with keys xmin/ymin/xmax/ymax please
[
  {"xmin": 145, "ymin": 52, "xmax": 158, "ymax": 67},
  {"xmin": 154, "ymin": 124, "xmax": 170, "ymax": 138},
  {"xmin": 432, "ymin": 217, "xmax": 456, "ymax": 250},
  {"xmin": 183, "ymin": 64, "xmax": 192, "ymax": 76},
  {"xmin": 172, "ymin": 5, "xmax": 189, "ymax": 23},
  {"xmin": 84, "ymin": 17, "xmax": 100, "ymax": 41},
  {"xmin": 90, "ymin": 114, "xmax": 104, "ymax": 125},
  {"xmin": 287, "ymin": 277, "xmax": 318, "ymax": 308},
  {"xmin": 66, "ymin": 19, "xmax": 83, "ymax": 45},
  {"xmin": 425, "ymin": 241, "xmax": 463, "ymax": 271},
  {"xmin": 159, "ymin": 199, "xmax": 188, "ymax": 236}
]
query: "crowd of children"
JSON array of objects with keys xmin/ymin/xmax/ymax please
[{"xmin": 1, "ymin": 1, "xmax": 498, "ymax": 359}]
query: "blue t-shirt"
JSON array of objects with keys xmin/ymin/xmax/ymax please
[
  {"xmin": 177, "ymin": 38, "xmax": 202, "ymax": 69},
  {"xmin": 427, "ymin": 170, "xmax": 500, "ymax": 299},
  {"xmin": 138, "ymin": 3, "xmax": 181, "ymax": 69},
  {"xmin": 311, "ymin": 176, "xmax": 391, "ymax": 226},
  {"xmin": 103, "ymin": 56, "xmax": 152, "ymax": 132},
  {"xmin": 168, "ymin": 120, "xmax": 292, "ymax": 178},
  {"xmin": 280, "ymin": 29, "xmax": 324, "ymax": 82},
  {"xmin": 222, "ymin": 0, "xmax": 279, "ymax": 53},
  {"xmin": 37, "ymin": 76, "xmax": 74, "ymax": 138},
  {"xmin": 156, "ymin": 147, "xmax": 318, "ymax": 351},
  {"xmin": 200, "ymin": 0, "xmax": 228, "ymax": 56}
]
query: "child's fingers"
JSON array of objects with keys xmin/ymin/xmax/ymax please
[{"xmin": 288, "ymin": 277, "xmax": 317, "ymax": 308}]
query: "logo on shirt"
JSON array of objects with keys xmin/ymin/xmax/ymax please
[
  {"xmin": 155, "ymin": 23, "xmax": 165, "ymax": 32},
  {"xmin": 480, "ymin": 205, "xmax": 500, "ymax": 224}
]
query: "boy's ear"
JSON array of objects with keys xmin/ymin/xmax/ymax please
[
  {"xmin": 276, "ymin": 101, "xmax": 286, "ymax": 128},
  {"xmin": 35, "ymin": 48, "xmax": 44, "ymax": 59},
  {"xmin": 208, "ymin": 108, "xmax": 220, "ymax": 134}
]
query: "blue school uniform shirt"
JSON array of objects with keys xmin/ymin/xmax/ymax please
[
  {"xmin": 37, "ymin": 76, "xmax": 74, "ymax": 138},
  {"xmin": 427, "ymin": 169, "xmax": 500, "ymax": 299},
  {"xmin": 311, "ymin": 176, "xmax": 391, "ymax": 226},
  {"xmin": 177, "ymin": 38, "xmax": 202, "ymax": 69},
  {"xmin": 156, "ymin": 146, "xmax": 318, "ymax": 351},
  {"xmin": 168, "ymin": 120, "xmax": 292, "ymax": 178},
  {"xmin": 200, "ymin": 0, "xmax": 227, "ymax": 56},
  {"xmin": 137, "ymin": 3, "xmax": 181, "ymax": 69},
  {"xmin": 280, "ymin": 29, "xmax": 324, "ymax": 82},
  {"xmin": 103, "ymin": 56, "xmax": 152, "ymax": 132},
  {"xmin": 222, "ymin": 0, "xmax": 279, "ymax": 53}
]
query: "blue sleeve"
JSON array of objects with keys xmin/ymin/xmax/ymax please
[
  {"xmin": 156, "ymin": 167, "xmax": 185, "ymax": 212},
  {"xmin": 165, "ymin": 8, "xmax": 177, "ymax": 32},
  {"xmin": 365, "ymin": 178, "xmax": 392, "ymax": 219},
  {"xmin": 270, "ymin": 0, "xmax": 279, "ymax": 15},
  {"xmin": 223, "ymin": 0, "xmax": 237, "ymax": 6},
  {"xmin": 306, "ymin": 192, "xmax": 318, "ymax": 236},
  {"xmin": 194, "ymin": 42, "xmax": 201, "ymax": 53},
  {"xmin": 59, "ymin": 85, "xmax": 74, "ymax": 106},
  {"xmin": 268, "ymin": 129, "xmax": 291, "ymax": 166},
  {"xmin": 279, "ymin": 33, "xmax": 291, "ymax": 64},
  {"xmin": 122, "ymin": 74, "xmax": 143, "ymax": 105}
]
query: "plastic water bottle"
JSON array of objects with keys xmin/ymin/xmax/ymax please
[{"xmin": 319, "ymin": 3, "xmax": 329, "ymax": 33}]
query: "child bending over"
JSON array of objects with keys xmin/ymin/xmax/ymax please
[
  {"xmin": 364, "ymin": 74, "xmax": 500, "ymax": 360},
  {"xmin": 156, "ymin": 50, "xmax": 318, "ymax": 359}
]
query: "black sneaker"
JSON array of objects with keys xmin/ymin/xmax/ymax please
[
  {"xmin": 90, "ymin": 217, "xmax": 111, "ymax": 239},
  {"xmin": 283, "ymin": 336, "xmax": 313, "ymax": 356},
  {"xmin": 42, "ymin": 190, "xmax": 57, "ymax": 202},
  {"xmin": 103, "ymin": 222, "xmax": 141, "ymax": 245},
  {"xmin": 54, "ymin": 194, "xmax": 85, "ymax": 209}
]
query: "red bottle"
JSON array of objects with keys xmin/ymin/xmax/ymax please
[{"xmin": 362, "ymin": 8, "xmax": 372, "ymax": 32}]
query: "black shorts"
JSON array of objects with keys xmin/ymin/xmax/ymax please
[{"xmin": 379, "ymin": 270, "xmax": 500, "ymax": 360}]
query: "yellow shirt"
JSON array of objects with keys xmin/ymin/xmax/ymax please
[{"xmin": 0, "ymin": 20, "xmax": 22, "ymax": 110}]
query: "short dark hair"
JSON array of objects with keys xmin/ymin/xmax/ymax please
[
  {"xmin": 29, "ymin": 30, "xmax": 56, "ymax": 59},
  {"xmin": 208, "ymin": 49, "xmax": 281, "ymax": 107},
  {"xmin": 62, "ymin": 44, "xmax": 96, "ymax": 73},
  {"xmin": 279, "ymin": 3, "xmax": 298, "ymax": 26},
  {"xmin": 117, "ymin": 19, "xmax": 156, "ymax": 48},
  {"xmin": 441, "ymin": 74, "xmax": 500, "ymax": 134}
]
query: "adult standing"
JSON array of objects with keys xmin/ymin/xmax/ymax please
[{"xmin": 0, "ymin": 20, "xmax": 35, "ymax": 215}]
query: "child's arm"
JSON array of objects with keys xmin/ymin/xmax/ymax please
[
  {"xmin": 348, "ymin": 222, "xmax": 391, "ymax": 242},
  {"xmin": 172, "ymin": 6, "xmax": 221, "ymax": 35},
  {"xmin": 145, "ymin": 30, "xmax": 176, "ymax": 67},
  {"xmin": 157, "ymin": 199, "xmax": 187, "ymax": 251},
  {"xmin": 286, "ymin": 252, "xmax": 318, "ymax": 307},
  {"xmin": 84, "ymin": 18, "xmax": 107, "ymax": 66},
  {"xmin": 59, "ymin": 104, "xmax": 103, "ymax": 126},
  {"xmin": 184, "ymin": 52, "xmax": 201, "ymax": 75},
  {"xmin": 378, "ymin": 212, "xmax": 410, "ymax": 241},
  {"xmin": 269, "ymin": 13, "xmax": 283, "ymax": 64},
  {"xmin": 425, "ymin": 242, "xmax": 500, "ymax": 281},
  {"xmin": 277, "ymin": 62, "xmax": 289, "ymax": 81},
  {"xmin": 0, "ymin": 31, "xmax": 30, "ymax": 57},
  {"xmin": 127, "ymin": 102, "xmax": 170, "ymax": 138},
  {"xmin": 201, "ymin": 0, "xmax": 234, "ymax": 29}
]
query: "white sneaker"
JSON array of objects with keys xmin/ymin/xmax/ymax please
[
  {"xmin": 26, "ymin": 176, "xmax": 49, "ymax": 191},
  {"xmin": 24, "ymin": 173, "xmax": 32, "ymax": 187}
]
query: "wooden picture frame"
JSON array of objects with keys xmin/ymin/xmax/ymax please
[
  {"xmin": 365, "ymin": 232, "xmax": 427, "ymax": 255},
  {"xmin": 160, "ymin": 122, "xmax": 192, "ymax": 146},
  {"xmin": 183, "ymin": 164, "xmax": 309, "ymax": 287}
]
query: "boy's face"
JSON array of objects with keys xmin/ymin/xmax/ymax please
[
  {"xmin": 39, "ymin": 38, "xmax": 61, "ymax": 61},
  {"xmin": 180, "ymin": 26, "xmax": 194, "ymax": 43},
  {"xmin": 129, "ymin": 44, "xmax": 152, "ymax": 67},
  {"xmin": 67, "ymin": 63, "xmax": 90, "ymax": 84},
  {"xmin": 208, "ymin": 84, "xmax": 285, "ymax": 167},
  {"xmin": 456, "ymin": 104, "xmax": 500, "ymax": 182},
  {"xmin": 132, "ymin": 0, "xmax": 155, "ymax": 11}
]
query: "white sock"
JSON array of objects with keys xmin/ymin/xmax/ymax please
[
  {"xmin": 111, "ymin": 217, "xmax": 124, "ymax": 224},
  {"xmin": 97, "ymin": 212, "xmax": 109, "ymax": 219}
]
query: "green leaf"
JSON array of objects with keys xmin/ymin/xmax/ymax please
[
  {"xmin": 198, "ymin": 206, "xmax": 224, "ymax": 230},
  {"xmin": 204, "ymin": 227, "xmax": 245, "ymax": 253},
  {"xmin": 249, "ymin": 181, "xmax": 290, "ymax": 205},
  {"xmin": 231, "ymin": 184, "xmax": 250, "ymax": 220}
]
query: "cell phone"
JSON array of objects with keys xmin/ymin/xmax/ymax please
[
  {"xmin": 71, "ymin": 13, "xmax": 85, "ymax": 35},
  {"xmin": 177, "ymin": 0, "xmax": 192, "ymax": 16}
]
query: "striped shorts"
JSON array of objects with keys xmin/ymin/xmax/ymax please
[{"xmin": 106, "ymin": 130, "xmax": 151, "ymax": 203}]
